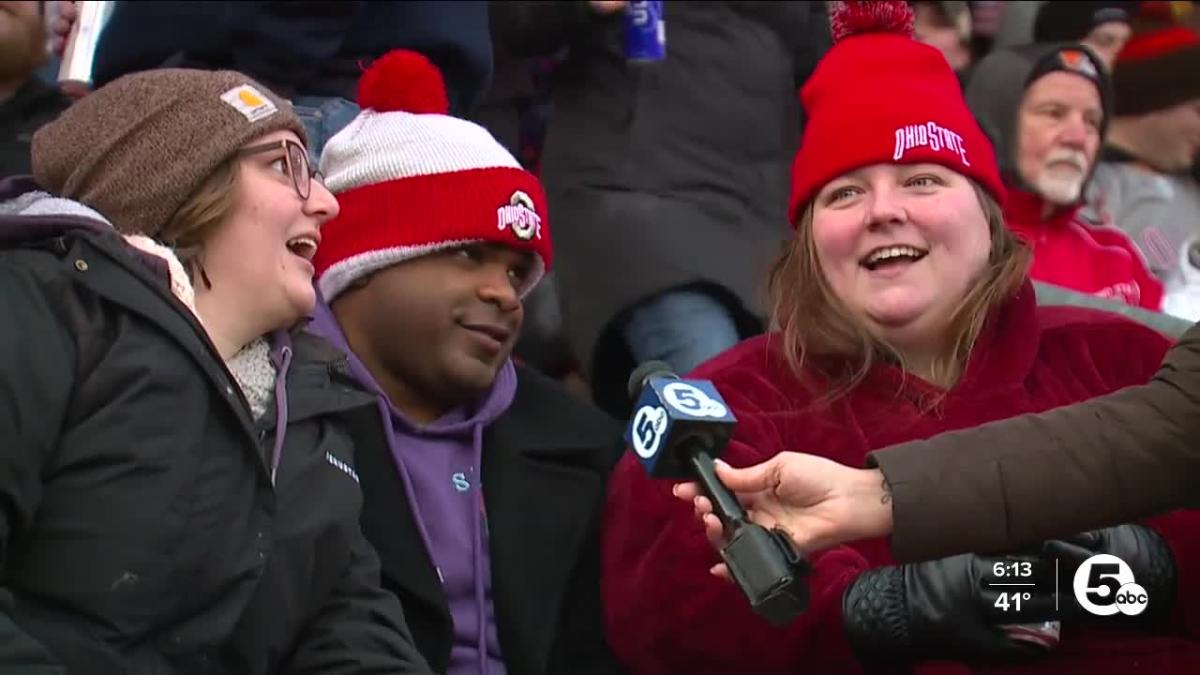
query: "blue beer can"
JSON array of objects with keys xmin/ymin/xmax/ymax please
[{"xmin": 624, "ymin": 1, "xmax": 666, "ymax": 62}]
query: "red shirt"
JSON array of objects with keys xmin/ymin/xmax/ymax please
[
  {"xmin": 1005, "ymin": 186, "xmax": 1164, "ymax": 311},
  {"xmin": 602, "ymin": 284, "xmax": 1200, "ymax": 674}
]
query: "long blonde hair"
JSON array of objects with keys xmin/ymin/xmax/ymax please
[{"xmin": 766, "ymin": 180, "xmax": 1030, "ymax": 399}]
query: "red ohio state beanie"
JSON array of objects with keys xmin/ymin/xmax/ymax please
[
  {"xmin": 314, "ymin": 50, "xmax": 552, "ymax": 302},
  {"xmin": 788, "ymin": 0, "xmax": 1005, "ymax": 224}
]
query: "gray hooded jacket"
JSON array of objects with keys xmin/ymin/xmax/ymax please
[{"xmin": 965, "ymin": 41, "xmax": 1112, "ymax": 189}]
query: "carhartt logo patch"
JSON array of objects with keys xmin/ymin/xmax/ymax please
[
  {"xmin": 220, "ymin": 84, "xmax": 278, "ymax": 123},
  {"xmin": 893, "ymin": 121, "xmax": 971, "ymax": 167},
  {"xmin": 496, "ymin": 190, "xmax": 542, "ymax": 241}
]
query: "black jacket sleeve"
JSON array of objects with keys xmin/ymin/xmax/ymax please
[
  {"xmin": 721, "ymin": 1, "xmax": 831, "ymax": 90},
  {"xmin": 789, "ymin": 0, "xmax": 831, "ymax": 89},
  {"xmin": 869, "ymin": 320, "xmax": 1200, "ymax": 563},
  {"xmin": 489, "ymin": 0, "xmax": 612, "ymax": 61},
  {"xmin": 230, "ymin": 1, "xmax": 365, "ymax": 93},
  {"xmin": 94, "ymin": 1, "xmax": 364, "ymax": 91},
  {"xmin": 281, "ymin": 529, "xmax": 433, "ymax": 674},
  {"xmin": 0, "ymin": 262, "xmax": 76, "ymax": 672}
]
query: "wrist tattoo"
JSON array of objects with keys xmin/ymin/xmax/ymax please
[{"xmin": 881, "ymin": 477, "xmax": 893, "ymax": 505}]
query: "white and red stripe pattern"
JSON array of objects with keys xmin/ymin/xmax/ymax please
[{"xmin": 312, "ymin": 49, "xmax": 552, "ymax": 302}]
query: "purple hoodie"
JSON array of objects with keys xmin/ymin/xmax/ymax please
[{"xmin": 308, "ymin": 300, "xmax": 512, "ymax": 675}]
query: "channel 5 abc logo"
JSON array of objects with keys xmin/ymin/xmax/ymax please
[{"xmin": 1072, "ymin": 554, "xmax": 1149, "ymax": 616}]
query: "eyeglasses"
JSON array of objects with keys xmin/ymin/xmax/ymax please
[{"xmin": 237, "ymin": 138, "xmax": 324, "ymax": 200}]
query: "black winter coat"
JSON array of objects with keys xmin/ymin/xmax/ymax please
[
  {"xmin": 0, "ymin": 181, "xmax": 430, "ymax": 674},
  {"xmin": 347, "ymin": 364, "xmax": 624, "ymax": 674},
  {"xmin": 0, "ymin": 78, "xmax": 69, "ymax": 178}
]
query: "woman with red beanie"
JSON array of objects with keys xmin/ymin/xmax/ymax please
[{"xmin": 600, "ymin": 2, "xmax": 1200, "ymax": 673}]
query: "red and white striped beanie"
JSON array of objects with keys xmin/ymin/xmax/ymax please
[{"xmin": 313, "ymin": 50, "xmax": 552, "ymax": 302}]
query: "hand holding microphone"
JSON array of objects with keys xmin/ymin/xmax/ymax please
[
  {"xmin": 679, "ymin": 453, "xmax": 1064, "ymax": 663},
  {"xmin": 675, "ymin": 451, "xmax": 895, "ymax": 566},
  {"xmin": 626, "ymin": 362, "xmax": 809, "ymax": 625}
]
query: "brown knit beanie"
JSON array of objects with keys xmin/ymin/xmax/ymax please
[{"xmin": 32, "ymin": 68, "xmax": 306, "ymax": 237}]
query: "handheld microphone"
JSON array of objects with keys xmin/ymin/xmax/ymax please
[{"xmin": 625, "ymin": 362, "xmax": 810, "ymax": 626}]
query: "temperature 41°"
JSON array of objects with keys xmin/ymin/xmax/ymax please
[{"xmin": 994, "ymin": 591, "xmax": 1032, "ymax": 612}]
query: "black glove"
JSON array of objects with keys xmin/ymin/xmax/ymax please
[
  {"xmin": 843, "ymin": 553, "xmax": 1059, "ymax": 664},
  {"xmin": 1044, "ymin": 524, "xmax": 1177, "ymax": 624}
]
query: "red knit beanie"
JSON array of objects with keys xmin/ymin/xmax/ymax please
[
  {"xmin": 314, "ymin": 50, "xmax": 552, "ymax": 302},
  {"xmin": 788, "ymin": 1, "xmax": 1005, "ymax": 224},
  {"xmin": 1112, "ymin": 24, "xmax": 1200, "ymax": 115}
]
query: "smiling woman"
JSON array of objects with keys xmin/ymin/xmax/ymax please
[
  {"xmin": 155, "ymin": 130, "xmax": 331, "ymax": 354},
  {"xmin": 0, "ymin": 66, "xmax": 430, "ymax": 672},
  {"xmin": 771, "ymin": 164, "xmax": 1026, "ymax": 390},
  {"xmin": 601, "ymin": 2, "xmax": 1200, "ymax": 674},
  {"xmin": 180, "ymin": 128, "xmax": 336, "ymax": 360}
]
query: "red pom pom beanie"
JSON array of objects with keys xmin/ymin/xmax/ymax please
[
  {"xmin": 1112, "ymin": 25, "xmax": 1200, "ymax": 116},
  {"xmin": 788, "ymin": 0, "xmax": 1005, "ymax": 224},
  {"xmin": 314, "ymin": 49, "xmax": 552, "ymax": 302}
]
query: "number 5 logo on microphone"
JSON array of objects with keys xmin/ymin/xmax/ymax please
[
  {"xmin": 631, "ymin": 405, "xmax": 668, "ymax": 459},
  {"xmin": 1071, "ymin": 553, "xmax": 1149, "ymax": 616},
  {"xmin": 662, "ymin": 382, "xmax": 728, "ymax": 418}
]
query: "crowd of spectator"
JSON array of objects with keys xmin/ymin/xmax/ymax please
[{"xmin": 2, "ymin": 1, "xmax": 1200, "ymax": 673}]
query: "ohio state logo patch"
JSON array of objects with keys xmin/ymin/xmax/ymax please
[
  {"xmin": 893, "ymin": 121, "xmax": 971, "ymax": 168},
  {"xmin": 496, "ymin": 191, "xmax": 542, "ymax": 241}
]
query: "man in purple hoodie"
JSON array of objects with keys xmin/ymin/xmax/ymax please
[{"xmin": 306, "ymin": 50, "xmax": 624, "ymax": 675}]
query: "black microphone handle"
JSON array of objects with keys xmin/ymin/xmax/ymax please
[{"xmin": 685, "ymin": 443, "xmax": 748, "ymax": 531}]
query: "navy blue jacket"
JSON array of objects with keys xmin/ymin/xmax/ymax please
[{"xmin": 94, "ymin": 1, "xmax": 491, "ymax": 115}]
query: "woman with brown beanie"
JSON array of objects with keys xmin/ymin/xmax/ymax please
[{"xmin": 0, "ymin": 68, "xmax": 430, "ymax": 672}]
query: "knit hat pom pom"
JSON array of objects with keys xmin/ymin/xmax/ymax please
[
  {"xmin": 357, "ymin": 49, "xmax": 449, "ymax": 115},
  {"xmin": 830, "ymin": 0, "xmax": 915, "ymax": 42}
]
